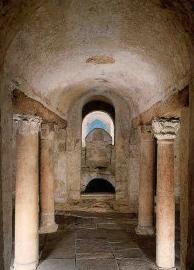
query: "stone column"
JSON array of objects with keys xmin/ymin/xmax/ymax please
[
  {"xmin": 39, "ymin": 122, "xmax": 58, "ymax": 234},
  {"xmin": 152, "ymin": 118, "xmax": 180, "ymax": 269},
  {"xmin": 14, "ymin": 115, "xmax": 41, "ymax": 270},
  {"xmin": 136, "ymin": 125, "xmax": 154, "ymax": 235},
  {"xmin": 179, "ymin": 108, "xmax": 189, "ymax": 270}
]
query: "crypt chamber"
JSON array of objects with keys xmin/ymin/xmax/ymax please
[{"xmin": 0, "ymin": 1, "xmax": 194, "ymax": 270}]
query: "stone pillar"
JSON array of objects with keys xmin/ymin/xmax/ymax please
[
  {"xmin": 152, "ymin": 118, "xmax": 180, "ymax": 269},
  {"xmin": 187, "ymin": 84, "xmax": 194, "ymax": 269},
  {"xmin": 14, "ymin": 115, "xmax": 41, "ymax": 270},
  {"xmin": 39, "ymin": 122, "xmax": 58, "ymax": 234},
  {"xmin": 136, "ymin": 125, "xmax": 154, "ymax": 235},
  {"xmin": 179, "ymin": 108, "xmax": 189, "ymax": 270}
]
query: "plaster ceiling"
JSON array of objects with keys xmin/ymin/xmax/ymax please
[{"xmin": 4, "ymin": 0, "xmax": 191, "ymax": 118}]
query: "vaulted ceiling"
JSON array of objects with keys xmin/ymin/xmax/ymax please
[{"xmin": 3, "ymin": 0, "xmax": 192, "ymax": 118}]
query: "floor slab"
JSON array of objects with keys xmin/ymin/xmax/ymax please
[
  {"xmin": 76, "ymin": 258, "xmax": 118, "ymax": 270},
  {"xmin": 37, "ymin": 212, "xmax": 180, "ymax": 270},
  {"xmin": 38, "ymin": 259, "xmax": 75, "ymax": 270}
]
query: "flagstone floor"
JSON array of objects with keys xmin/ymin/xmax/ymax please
[{"xmin": 38, "ymin": 212, "xmax": 180, "ymax": 270}]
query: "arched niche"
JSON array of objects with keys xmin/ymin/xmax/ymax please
[
  {"xmin": 66, "ymin": 89, "xmax": 131, "ymax": 212},
  {"xmin": 83, "ymin": 178, "xmax": 115, "ymax": 194}
]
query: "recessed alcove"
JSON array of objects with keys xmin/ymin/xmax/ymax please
[
  {"xmin": 81, "ymin": 98, "xmax": 116, "ymax": 203},
  {"xmin": 83, "ymin": 178, "xmax": 115, "ymax": 194}
]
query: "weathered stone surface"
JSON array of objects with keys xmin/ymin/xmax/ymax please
[
  {"xmin": 154, "ymin": 125, "xmax": 180, "ymax": 269},
  {"xmin": 43, "ymin": 246, "xmax": 75, "ymax": 260},
  {"xmin": 152, "ymin": 118, "xmax": 180, "ymax": 140},
  {"xmin": 42, "ymin": 232, "xmax": 75, "ymax": 260},
  {"xmin": 85, "ymin": 143, "xmax": 112, "ymax": 169},
  {"xmin": 0, "ymin": 1, "xmax": 193, "ymax": 270},
  {"xmin": 0, "ymin": 82, "xmax": 13, "ymax": 270},
  {"xmin": 36, "ymin": 212, "xmax": 183, "ymax": 269},
  {"xmin": 38, "ymin": 259, "xmax": 75, "ymax": 270},
  {"xmin": 12, "ymin": 90, "xmax": 67, "ymax": 128},
  {"xmin": 117, "ymin": 258, "xmax": 157, "ymax": 270},
  {"xmin": 86, "ymin": 144, "xmax": 112, "ymax": 168},
  {"xmin": 76, "ymin": 259, "xmax": 117, "ymax": 270},
  {"xmin": 75, "ymin": 217, "xmax": 96, "ymax": 229},
  {"xmin": 14, "ymin": 114, "xmax": 42, "ymax": 135},
  {"xmin": 54, "ymin": 127, "xmax": 67, "ymax": 204},
  {"xmin": 115, "ymin": 248, "xmax": 145, "ymax": 260},
  {"xmin": 76, "ymin": 239, "xmax": 113, "ymax": 259},
  {"xmin": 136, "ymin": 125, "xmax": 154, "ymax": 236},
  {"xmin": 39, "ymin": 122, "xmax": 58, "ymax": 234},
  {"xmin": 65, "ymin": 91, "xmax": 130, "ymax": 213},
  {"xmin": 179, "ymin": 108, "xmax": 189, "ymax": 270},
  {"xmin": 4, "ymin": 1, "xmax": 191, "ymax": 119},
  {"xmin": 187, "ymin": 81, "xmax": 194, "ymax": 268},
  {"xmin": 14, "ymin": 114, "xmax": 41, "ymax": 270},
  {"xmin": 132, "ymin": 87, "xmax": 189, "ymax": 126}
]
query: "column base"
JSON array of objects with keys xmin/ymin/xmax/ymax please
[
  {"xmin": 39, "ymin": 222, "xmax": 58, "ymax": 234},
  {"xmin": 135, "ymin": 225, "xmax": 154, "ymax": 235},
  {"xmin": 13, "ymin": 260, "xmax": 38, "ymax": 270}
]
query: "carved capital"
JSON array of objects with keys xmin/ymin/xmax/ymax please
[
  {"xmin": 152, "ymin": 118, "xmax": 180, "ymax": 140},
  {"xmin": 41, "ymin": 122, "xmax": 55, "ymax": 140},
  {"xmin": 13, "ymin": 114, "xmax": 42, "ymax": 135}
]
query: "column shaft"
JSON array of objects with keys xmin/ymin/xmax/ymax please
[
  {"xmin": 156, "ymin": 140, "xmax": 175, "ymax": 268},
  {"xmin": 39, "ymin": 123, "xmax": 58, "ymax": 234},
  {"xmin": 14, "ymin": 115, "xmax": 41, "ymax": 270},
  {"xmin": 152, "ymin": 117, "xmax": 180, "ymax": 269},
  {"xmin": 136, "ymin": 126, "xmax": 154, "ymax": 235}
]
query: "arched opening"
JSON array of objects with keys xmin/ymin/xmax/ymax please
[
  {"xmin": 82, "ymin": 111, "xmax": 114, "ymax": 146},
  {"xmin": 81, "ymin": 99, "xmax": 116, "ymax": 194},
  {"xmin": 83, "ymin": 178, "xmax": 115, "ymax": 194},
  {"xmin": 82, "ymin": 100, "xmax": 115, "ymax": 120},
  {"xmin": 82, "ymin": 99, "xmax": 115, "ymax": 147}
]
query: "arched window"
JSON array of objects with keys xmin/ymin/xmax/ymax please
[
  {"xmin": 83, "ymin": 178, "xmax": 115, "ymax": 194},
  {"xmin": 82, "ymin": 111, "xmax": 114, "ymax": 146}
]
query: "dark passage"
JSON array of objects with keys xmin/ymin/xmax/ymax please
[{"xmin": 84, "ymin": 178, "xmax": 115, "ymax": 193}]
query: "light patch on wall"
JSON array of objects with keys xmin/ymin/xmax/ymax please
[
  {"xmin": 82, "ymin": 111, "xmax": 114, "ymax": 146},
  {"xmin": 86, "ymin": 55, "xmax": 115, "ymax": 64},
  {"xmin": 87, "ymin": 119, "xmax": 109, "ymax": 134}
]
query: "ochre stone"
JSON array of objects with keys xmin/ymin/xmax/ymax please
[
  {"xmin": 14, "ymin": 115, "xmax": 41, "ymax": 270},
  {"xmin": 136, "ymin": 125, "xmax": 154, "ymax": 235},
  {"xmin": 39, "ymin": 123, "xmax": 58, "ymax": 234},
  {"xmin": 153, "ymin": 117, "xmax": 180, "ymax": 269}
]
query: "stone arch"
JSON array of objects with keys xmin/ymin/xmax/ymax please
[{"xmin": 66, "ymin": 88, "xmax": 131, "ymax": 212}]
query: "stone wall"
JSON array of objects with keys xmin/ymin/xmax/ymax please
[
  {"xmin": 56, "ymin": 89, "xmax": 132, "ymax": 213},
  {"xmin": 81, "ymin": 170, "xmax": 115, "ymax": 193},
  {"xmin": 128, "ymin": 127, "xmax": 140, "ymax": 212},
  {"xmin": 0, "ymin": 77, "xmax": 13, "ymax": 270},
  {"xmin": 11, "ymin": 91, "xmax": 183, "ymax": 216},
  {"xmin": 81, "ymin": 128, "xmax": 115, "ymax": 194},
  {"xmin": 85, "ymin": 129, "xmax": 113, "ymax": 169},
  {"xmin": 0, "ymin": 1, "xmax": 193, "ymax": 270}
]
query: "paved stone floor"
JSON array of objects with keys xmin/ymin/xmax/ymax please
[{"xmin": 38, "ymin": 212, "xmax": 180, "ymax": 270}]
